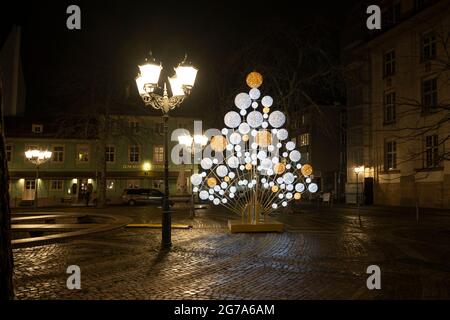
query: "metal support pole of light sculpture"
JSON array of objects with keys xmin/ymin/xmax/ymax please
[
  {"xmin": 25, "ymin": 149, "xmax": 52, "ymax": 210},
  {"xmin": 135, "ymin": 53, "xmax": 197, "ymax": 248}
]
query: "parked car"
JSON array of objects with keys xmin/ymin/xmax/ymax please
[{"xmin": 122, "ymin": 188, "xmax": 174, "ymax": 206}]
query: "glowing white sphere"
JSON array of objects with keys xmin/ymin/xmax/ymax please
[
  {"xmin": 262, "ymin": 96, "xmax": 273, "ymax": 107},
  {"xmin": 190, "ymin": 174, "xmax": 202, "ymax": 186},
  {"xmin": 295, "ymin": 183, "xmax": 305, "ymax": 193},
  {"xmin": 272, "ymin": 157, "xmax": 279, "ymax": 164},
  {"xmin": 235, "ymin": 92, "xmax": 252, "ymax": 109},
  {"xmin": 262, "ymin": 122, "xmax": 268, "ymax": 129},
  {"xmin": 276, "ymin": 143, "xmax": 282, "ymax": 148},
  {"xmin": 286, "ymin": 164, "xmax": 292, "ymax": 169},
  {"xmin": 230, "ymin": 186, "xmax": 237, "ymax": 193},
  {"xmin": 264, "ymin": 183, "xmax": 269, "ymax": 188},
  {"xmin": 282, "ymin": 152, "xmax": 288, "ymax": 157},
  {"xmin": 286, "ymin": 192, "xmax": 293, "ymax": 199},
  {"xmin": 289, "ymin": 150, "xmax": 301, "ymax": 162},
  {"xmin": 276, "ymin": 177, "xmax": 284, "ymax": 184},
  {"xmin": 268, "ymin": 145, "xmax": 275, "ymax": 152},
  {"xmin": 227, "ymin": 156, "xmax": 240, "ymax": 169},
  {"xmin": 213, "ymin": 198, "xmax": 220, "ymax": 205},
  {"xmin": 221, "ymin": 128, "xmax": 228, "ymax": 135},
  {"xmin": 239, "ymin": 165, "xmax": 245, "ymax": 171},
  {"xmin": 306, "ymin": 178, "xmax": 311, "ymax": 183},
  {"xmin": 228, "ymin": 172, "xmax": 236, "ymax": 179},
  {"xmin": 224, "ymin": 111, "xmax": 241, "ymax": 128},
  {"xmin": 222, "ymin": 198, "xmax": 228, "ymax": 204},
  {"xmin": 199, "ymin": 190, "xmax": 209, "ymax": 200},
  {"xmin": 277, "ymin": 129, "xmax": 288, "ymax": 141},
  {"xmin": 249, "ymin": 88, "xmax": 261, "ymax": 100},
  {"xmin": 228, "ymin": 132, "xmax": 240, "ymax": 145},
  {"xmin": 278, "ymin": 193, "xmax": 284, "ymax": 199},
  {"xmin": 214, "ymin": 185, "xmax": 221, "ymax": 192},
  {"xmin": 201, "ymin": 172, "xmax": 207, "ymax": 177},
  {"xmin": 240, "ymin": 109, "xmax": 247, "ymax": 116},
  {"xmin": 226, "ymin": 144, "xmax": 234, "ymax": 151},
  {"xmin": 251, "ymin": 101, "xmax": 258, "ymax": 109},
  {"xmin": 238, "ymin": 122, "xmax": 250, "ymax": 134},
  {"xmin": 229, "ymin": 193, "xmax": 235, "ymax": 198},
  {"xmin": 263, "ymin": 113, "xmax": 268, "ymax": 119},
  {"xmin": 247, "ymin": 111, "xmax": 263, "ymax": 128},
  {"xmin": 261, "ymin": 158, "xmax": 273, "ymax": 170},
  {"xmin": 235, "ymin": 145, "xmax": 242, "ymax": 152},
  {"xmin": 308, "ymin": 183, "xmax": 318, "ymax": 193},
  {"xmin": 286, "ymin": 141, "xmax": 295, "ymax": 151},
  {"xmin": 251, "ymin": 143, "xmax": 258, "ymax": 150},
  {"xmin": 216, "ymin": 165, "xmax": 228, "ymax": 177},
  {"xmin": 296, "ymin": 163, "xmax": 302, "ymax": 169},
  {"xmin": 287, "ymin": 184, "xmax": 294, "ymax": 191},
  {"xmin": 219, "ymin": 190, "xmax": 225, "ymax": 196},
  {"xmin": 272, "ymin": 203, "xmax": 278, "ymax": 209},
  {"xmin": 251, "ymin": 129, "xmax": 257, "ymax": 137},
  {"xmin": 213, "ymin": 158, "xmax": 218, "ymax": 164},
  {"xmin": 257, "ymin": 150, "xmax": 267, "ymax": 160},
  {"xmin": 283, "ymin": 172, "xmax": 295, "ymax": 184},
  {"xmin": 268, "ymin": 111, "xmax": 285, "ymax": 128},
  {"xmin": 209, "ymin": 195, "xmax": 214, "ymax": 200},
  {"xmin": 221, "ymin": 182, "xmax": 228, "ymax": 189},
  {"xmin": 282, "ymin": 201, "xmax": 288, "ymax": 207},
  {"xmin": 201, "ymin": 158, "xmax": 213, "ymax": 170}
]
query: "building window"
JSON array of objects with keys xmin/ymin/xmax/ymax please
[
  {"xmin": 25, "ymin": 179, "xmax": 36, "ymax": 190},
  {"xmin": 106, "ymin": 145, "xmax": 115, "ymax": 163},
  {"xmin": 422, "ymin": 78, "xmax": 438, "ymax": 113},
  {"xmin": 77, "ymin": 144, "xmax": 89, "ymax": 162},
  {"xmin": 299, "ymin": 133, "xmax": 310, "ymax": 146},
  {"xmin": 50, "ymin": 180, "xmax": 63, "ymax": 191},
  {"xmin": 383, "ymin": 92, "xmax": 396, "ymax": 124},
  {"xmin": 6, "ymin": 145, "xmax": 12, "ymax": 162},
  {"xmin": 127, "ymin": 179, "xmax": 140, "ymax": 189},
  {"xmin": 129, "ymin": 145, "xmax": 140, "ymax": 163},
  {"xmin": 383, "ymin": 50, "xmax": 396, "ymax": 77},
  {"xmin": 153, "ymin": 145, "xmax": 164, "ymax": 164},
  {"xmin": 421, "ymin": 31, "xmax": 436, "ymax": 61},
  {"xmin": 384, "ymin": 140, "xmax": 397, "ymax": 171},
  {"xmin": 52, "ymin": 145, "xmax": 64, "ymax": 162},
  {"xmin": 31, "ymin": 124, "xmax": 43, "ymax": 134},
  {"xmin": 425, "ymin": 134, "xmax": 440, "ymax": 168},
  {"xmin": 129, "ymin": 120, "xmax": 140, "ymax": 134}
]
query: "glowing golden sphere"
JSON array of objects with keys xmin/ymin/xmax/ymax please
[
  {"xmin": 246, "ymin": 71, "xmax": 263, "ymax": 88},
  {"xmin": 242, "ymin": 134, "xmax": 249, "ymax": 142},
  {"xmin": 224, "ymin": 176, "xmax": 230, "ymax": 182},
  {"xmin": 207, "ymin": 177, "xmax": 217, "ymax": 188},
  {"xmin": 271, "ymin": 185, "xmax": 279, "ymax": 193},
  {"xmin": 294, "ymin": 192, "xmax": 301, "ymax": 200},
  {"xmin": 255, "ymin": 130, "xmax": 272, "ymax": 147},
  {"xmin": 263, "ymin": 107, "xmax": 270, "ymax": 114},
  {"xmin": 301, "ymin": 164, "xmax": 313, "ymax": 177},
  {"xmin": 210, "ymin": 135, "xmax": 227, "ymax": 152},
  {"xmin": 274, "ymin": 163, "xmax": 286, "ymax": 175},
  {"xmin": 245, "ymin": 163, "xmax": 252, "ymax": 170}
]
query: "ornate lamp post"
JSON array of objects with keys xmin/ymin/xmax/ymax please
[
  {"xmin": 25, "ymin": 149, "xmax": 52, "ymax": 210},
  {"xmin": 135, "ymin": 53, "xmax": 198, "ymax": 248},
  {"xmin": 178, "ymin": 134, "xmax": 208, "ymax": 218}
]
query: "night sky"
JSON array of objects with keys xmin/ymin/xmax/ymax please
[{"xmin": 1, "ymin": 0, "xmax": 356, "ymax": 123}]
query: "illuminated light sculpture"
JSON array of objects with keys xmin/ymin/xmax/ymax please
[{"xmin": 190, "ymin": 72, "xmax": 318, "ymax": 232}]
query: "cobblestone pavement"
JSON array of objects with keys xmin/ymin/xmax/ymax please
[{"xmin": 12, "ymin": 204, "xmax": 450, "ymax": 299}]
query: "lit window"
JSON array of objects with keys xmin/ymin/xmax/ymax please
[
  {"xmin": 77, "ymin": 145, "xmax": 89, "ymax": 162},
  {"xmin": 127, "ymin": 179, "xmax": 140, "ymax": 189},
  {"xmin": 50, "ymin": 180, "xmax": 63, "ymax": 190},
  {"xmin": 32, "ymin": 124, "xmax": 43, "ymax": 134},
  {"xmin": 106, "ymin": 146, "xmax": 115, "ymax": 162},
  {"xmin": 425, "ymin": 134, "xmax": 440, "ymax": 168},
  {"xmin": 52, "ymin": 146, "xmax": 64, "ymax": 162},
  {"xmin": 129, "ymin": 145, "xmax": 140, "ymax": 163},
  {"xmin": 384, "ymin": 140, "xmax": 397, "ymax": 171},
  {"xmin": 299, "ymin": 133, "xmax": 310, "ymax": 146},
  {"xmin": 153, "ymin": 145, "xmax": 164, "ymax": 164}
]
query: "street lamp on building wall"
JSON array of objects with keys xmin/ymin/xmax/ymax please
[
  {"xmin": 25, "ymin": 149, "xmax": 52, "ymax": 210},
  {"xmin": 354, "ymin": 165, "xmax": 364, "ymax": 222},
  {"xmin": 135, "ymin": 52, "xmax": 198, "ymax": 248},
  {"xmin": 178, "ymin": 133, "xmax": 208, "ymax": 218}
]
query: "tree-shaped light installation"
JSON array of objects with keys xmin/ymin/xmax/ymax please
[{"xmin": 190, "ymin": 72, "xmax": 318, "ymax": 224}]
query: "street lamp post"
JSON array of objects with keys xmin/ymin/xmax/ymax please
[
  {"xmin": 25, "ymin": 149, "xmax": 52, "ymax": 210},
  {"xmin": 135, "ymin": 53, "xmax": 198, "ymax": 248},
  {"xmin": 178, "ymin": 134, "xmax": 208, "ymax": 218},
  {"xmin": 354, "ymin": 165, "xmax": 364, "ymax": 223}
]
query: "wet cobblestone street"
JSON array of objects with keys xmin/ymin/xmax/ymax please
[{"xmin": 12, "ymin": 205, "xmax": 450, "ymax": 299}]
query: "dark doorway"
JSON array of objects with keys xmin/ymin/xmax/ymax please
[{"xmin": 364, "ymin": 177, "xmax": 374, "ymax": 205}]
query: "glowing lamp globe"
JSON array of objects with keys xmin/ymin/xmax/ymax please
[
  {"xmin": 246, "ymin": 71, "xmax": 263, "ymax": 88},
  {"xmin": 175, "ymin": 64, "xmax": 198, "ymax": 88}
]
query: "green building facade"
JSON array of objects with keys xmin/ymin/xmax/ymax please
[{"xmin": 5, "ymin": 115, "xmax": 199, "ymax": 207}]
